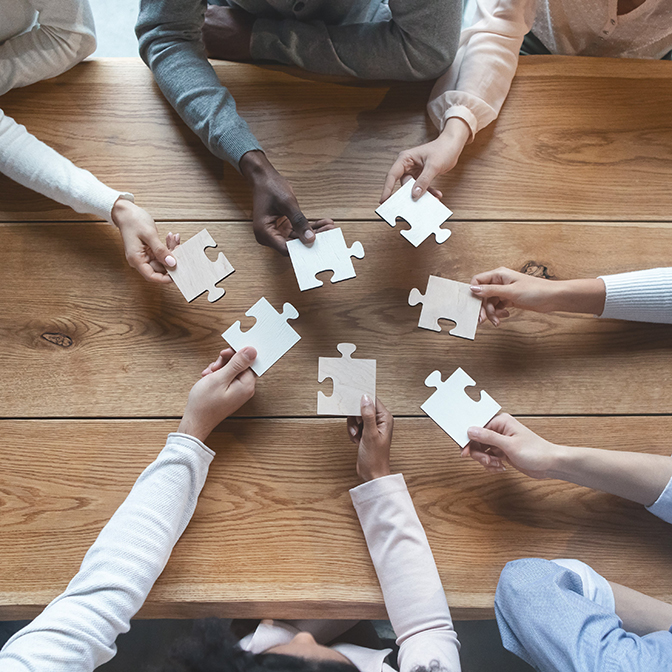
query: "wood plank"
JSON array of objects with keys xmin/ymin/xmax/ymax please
[
  {"xmin": 1, "ymin": 416, "xmax": 671, "ymax": 620},
  {"xmin": 1, "ymin": 57, "xmax": 671, "ymax": 222},
  {"xmin": 2, "ymin": 221, "xmax": 671, "ymax": 418}
]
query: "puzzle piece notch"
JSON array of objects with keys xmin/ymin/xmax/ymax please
[
  {"xmin": 222, "ymin": 297, "xmax": 301, "ymax": 376},
  {"xmin": 408, "ymin": 275, "xmax": 481, "ymax": 340},
  {"xmin": 375, "ymin": 178, "xmax": 453, "ymax": 248},
  {"xmin": 421, "ymin": 367, "xmax": 501, "ymax": 448},
  {"xmin": 287, "ymin": 227, "xmax": 365, "ymax": 291},
  {"xmin": 167, "ymin": 228, "xmax": 234, "ymax": 303},
  {"xmin": 317, "ymin": 343, "xmax": 376, "ymax": 416}
]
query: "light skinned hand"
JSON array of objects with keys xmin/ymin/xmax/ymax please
[
  {"xmin": 178, "ymin": 347, "xmax": 257, "ymax": 443},
  {"xmin": 347, "ymin": 396, "xmax": 393, "ymax": 482},
  {"xmin": 463, "ymin": 413, "xmax": 560, "ymax": 479},
  {"xmin": 202, "ymin": 5, "xmax": 254, "ymax": 61},
  {"xmin": 111, "ymin": 198, "xmax": 179, "ymax": 283},
  {"xmin": 380, "ymin": 117, "xmax": 471, "ymax": 203},
  {"xmin": 469, "ymin": 267, "xmax": 558, "ymax": 327},
  {"xmin": 240, "ymin": 150, "xmax": 334, "ymax": 255}
]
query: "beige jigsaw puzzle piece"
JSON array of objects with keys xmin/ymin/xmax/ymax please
[
  {"xmin": 317, "ymin": 343, "xmax": 376, "ymax": 416},
  {"xmin": 167, "ymin": 228, "xmax": 234, "ymax": 303},
  {"xmin": 409, "ymin": 275, "xmax": 481, "ymax": 340}
]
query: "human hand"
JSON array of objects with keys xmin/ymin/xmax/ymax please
[
  {"xmin": 380, "ymin": 117, "xmax": 471, "ymax": 203},
  {"xmin": 240, "ymin": 150, "xmax": 334, "ymax": 255},
  {"xmin": 463, "ymin": 414, "xmax": 562, "ymax": 479},
  {"xmin": 111, "ymin": 198, "xmax": 179, "ymax": 283},
  {"xmin": 178, "ymin": 347, "xmax": 257, "ymax": 443},
  {"xmin": 347, "ymin": 396, "xmax": 393, "ymax": 482},
  {"xmin": 202, "ymin": 5, "xmax": 254, "ymax": 61}
]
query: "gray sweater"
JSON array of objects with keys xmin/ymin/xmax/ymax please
[{"xmin": 136, "ymin": 0, "xmax": 461, "ymax": 168}]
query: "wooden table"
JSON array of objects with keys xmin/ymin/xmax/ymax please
[{"xmin": 1, "ymin": 56, "xmax": 672, "ymax": 620}]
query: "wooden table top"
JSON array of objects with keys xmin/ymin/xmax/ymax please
[{"xmin": 1, "ymin": 56, "xmax": 671, "ymax": 620}]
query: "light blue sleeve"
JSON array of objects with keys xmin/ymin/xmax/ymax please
[
  {"xmin": 646, "ymin": 474, "xmax": 672, "ymax": 524},
  {"xmin": 495, "ymin": 558, "xmax": 672, "ymax": 672}
]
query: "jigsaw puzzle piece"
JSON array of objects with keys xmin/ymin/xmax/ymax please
[
  {"xmin": 317, "ymin": 343, "xmax": 376, "ymax": 416},
  {"xmin": 287, "ymin": 228, "xmax": 365, "ymax": 291},
  {"xmin": 167, "ymin": 228, "xmax": 234, "ymax": 303},
  {"xmin": 375, "ymin": 178, "xmax": 453, "ymax": 248},
  {"xmin": 421, "ymin": 367, "xmax": 500, "ymax": 448},
  {"xmin": 409, "ymin": 275, "xmax": 481, "ymax": 340},
  {"xmin": 222, "ymin": 297, "xmax": 301, "ymax": 376}
]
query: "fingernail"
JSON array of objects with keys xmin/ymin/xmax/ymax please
[
  {"xmin": 362, "ymin": 394, "xmax": 373, "ymax": 406},
  {"xmin": 349, "ymin": 426, "xmax": 357, "ymax": 436},
  {"xmin": 175, "ymin": 233, "xmax": 180, "ymax": 243},
  {"xmin": 165, "ymin": 255, "xmax": 176, "ymax": 267},
  {"xmin": 493, "ymin": 318, "xmax": 500, "ymax": 327},
  {"xmin": 412, "ymin": 186, "xmax": 422, "ymax": 198},
  {"xmin": 305, "ymin": 230, "xmax": 315, "ymax": 241},
  {"xmin": 470, "ymin": 285, "xmax": 481, "ymax": 293},
  {"xmin": 467, "ymin": 427, "xmax": 480, "ymax": 438}
]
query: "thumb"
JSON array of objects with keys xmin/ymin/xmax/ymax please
[
  {"xmin": 217, "ymin": 346, "xmax": 257, "ymax": 386},
  {"xmin": 286, "ymin": 207, "xmax": 315, "ymax": 245},
  {"xmin": 412, "ymin": 163, "xmax": 439, "ymax": 200},
  {"xmin": 467, "ymin": 425, "xmax": 512, "ymax": 453},
  {"xmin": 360, "ymin": 394, "xmax": 377, "ymax": 439},
  {"xmin": 470, "ymin": 283, "xmax": 513, "ymax": 300},
  {"xmin": 147, "ymin": 233, "xmax": 176, "ymax": 268}
]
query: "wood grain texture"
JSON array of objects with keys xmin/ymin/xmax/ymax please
[
  {"xmin": 1, "ymin": 417, "xmax": 671, "ymax": 620},
  {"xmin": 1, "ymin": 57, "xmax": 672, "ymax": 222},
  {"xmin": 1, "ymin": 221, "xmax": 671, "ymax": 418}
]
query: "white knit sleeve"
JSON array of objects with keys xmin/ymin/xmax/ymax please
[
  {"xmin": 0, "ymin": 0, "xmax": 97, "ymax": 96},
  {"xmin": 0, "ymin": 433, "xmax": 214, "ymax": 672},
  {"xmin": 350, "ymin": 474, "xmax": 461, "ymax": 672},
  {"xmin": 427, "ymin": 0, "xmax": 536, "ymax": 139},
  {"xmin": 598, "ymin": 268, "xmax": 672, "ymax": 324},
  {"xmin": 0, "ymin": 108, "xmax": 132, "ymax": 221}
]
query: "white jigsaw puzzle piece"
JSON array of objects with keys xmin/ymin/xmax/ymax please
[
  {"xmin": 222, "ymin": 297, "xmax": 301, "ymax": 376},
  {"xmin": 409, "ymin": 275, "xmax": 481, "ymax": 340},
  {"xmin": 317, "ymin": 343, "xmax": 376, "ymax": 416},
  {"xmin": 375, "ymin": 178, "xmax": 453, "ymax": 247},
  {"xmin": 167, "ymin": 228, "xmax": 234, "ymax": 303},
  {"xmin": 287, "ymin": 228, "xmax": 365, "ymax": 291},
  {"xmin": 421, "ymin": 367, "xmax": 501, "ymax": 448}
]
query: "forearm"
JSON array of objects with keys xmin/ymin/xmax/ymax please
[
  {"xmin": 0, "ymin": 109, "xmax": 129, "ymax": 221},
  {"xmin": 251, "ymin": 0, "xmax": 460, "ymax": 81},
  {"xmin": 136, "ymin": 0, "xmax": 262, "ymax": 167},
  {"xmin": 0, "ymin": 0, "xmax": 96, "ymax": 95},
  {"xmin": 609, "ymin": 582, "xmax": 672, "ymax": 635},
  {"xmin": 0, "ymin": 433, "xmax": 213, "ymax": 670},
  {"xmin": 549, "ymin": 444, "xmax": 672, "ymax": 507},
  {"xmin": 547, "ymin": 278, "xmax": 606, "ymax": 315}
]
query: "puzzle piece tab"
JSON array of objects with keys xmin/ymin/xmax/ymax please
[
  {"xmin": 167, "ymin": 228, "xmax": 234, "ymax": 303},
  {"xmin": 421, "ymin": 368, "xmax": 501, "ymax": 448},
  {"xmin": 317, "ymin": 343, "xmax": 376, "ymax": 416},
  {"xmin": 375, "ymin": 178, "xmax": 453, "ymax": 247},
  {"xmin": 222, "ymin": 298, "xmax": 301, "ymax": 376},
  {"xmin": 287, "ymin": 228, "xmax": 365, "ymax": 291},
  {"xmin": 409, "ymin": 275, "xmax": 481, "ymax": 340}
]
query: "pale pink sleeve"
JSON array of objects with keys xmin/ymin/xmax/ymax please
[{"xmin": 427, "ymin": 0, "xmax": 536, "ymax": 140}]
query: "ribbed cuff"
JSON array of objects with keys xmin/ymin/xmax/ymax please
[
  {"xmin": 216, "ymin": 123, "xmax": 265, "ymax": 172},
  {"xmin": 647, "ymin": 473, "xmax": 672, "ymax": 525},
  {"xmin": 598, "ymin": 268, "xmax": 672, "ymax": 324},
  {"xmin": 166, "ymin": 432, "xmax": 216, "ymax": 460}
]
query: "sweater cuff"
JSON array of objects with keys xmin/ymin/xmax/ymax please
[
  {"xmin": 215, "ymin": 123, "xmax": 264, "ymax": 172},
  {"xmin": 349, "ymin": 473, "xmax": 406, "ymax": 505},
  {"xmin": 646, "ymin": 473, "xmax": 672, "ymax": 525},
  {"xmin": 166, "ymin": 432, "xmax": 216, "ymax": 460},
  {"xmin": 598, "ymin": 268, "xmax": 672, "ymax": 324}
]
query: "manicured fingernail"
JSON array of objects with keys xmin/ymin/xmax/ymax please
[
  {"xmin": 349, "ymin": 426, "xmax": 357, "ymax": 436},
  {"xmin": 165, "ymin": 255, "xmax": 176, "ymax": 267},
  {"xmin": 467, "ymin": 427, "xmax": 480, "ymax": 438},
  {"xmin": 175, "ymin": 233, "xmax": 180, "ymax": 243},
  {"xmin": 305, "ymin": 230, "xmax": 315, "ymax": 241},
  {"xmin": 413, "ymin": 186, "xmax": 422, "ymax": 198},
  {"xmin": 493, "ymin": 318, "xmax": 500, "ymax": 327},
  {"xmin": 362, "ymin": 394, "xmax": 373, "ymax": 406},
  {"xmin": 470, "ymin": 285, "xmax": 481, "ymax": 293}
]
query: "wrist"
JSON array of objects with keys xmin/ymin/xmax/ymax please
[
  {"xmin": 239, "ymin": 150, "xmax": 274, "ymax": 186},
  {"xmin": 550, "ymin": 279, "xmax": 607, "ymax": 315},
  {"xmin": 177, "ymin": 416, "xmax": 212, "ymax": 444},
  {"xmin": 441, "ymin": 117, "xmax": 472, "ymax": 145},
  {"xmin": 110, "ymin": 197, "xmax": 136, "ymax": 229},
  {"xmin": 546, "ymin": 443, "xmax": 581, "ymax": 481},
  {"xmin": 360, "ymin": 464, "xmax": 391, "ymax": 482}
]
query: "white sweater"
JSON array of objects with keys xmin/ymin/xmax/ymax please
[
  {"xmin": 0, "ymin": 436, "xmax": 461, "ymax": 672},
  {"xmin": 428, "ymin": 0, "xmax": 672, "ymax": 139},
  {"xmin": 600, "ymin": 267, "xmax": 672, "ymax": 324},
  {"xmin": 0, "ymin": 0, "xmax": 131, "ymax": 221}
]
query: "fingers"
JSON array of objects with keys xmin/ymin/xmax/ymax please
[
  {"xmin": 214, "ymin": 346, "xmax": 258, "ymax": 386},
  {"xmin": 145, "ymin": 232, "xmax": 176, "ymax": 270},
  {"xmin": 381, "ymin": 157, "xmax": 407, "ymax": 204},
  {"xmin": 202, "ymin": 348, "xmax": 235, "ymax": 376},
  {"xmin": 131, "ymin": 257, "xmax": 174, "ymax": 284},
  {"xmin": 166, "ymin": 231, "xmax": 180, "ymax": 251},
  {"xmin": 347, "ymin": 416, "xmax": 363, "ymax": 445},
  {"xmin": 360, "ymin": 394, "xmax": 378, "ymax": 440},
  {"xmin": 467, "ymin": 423, "xmax": 513, "ymax": 454}
]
